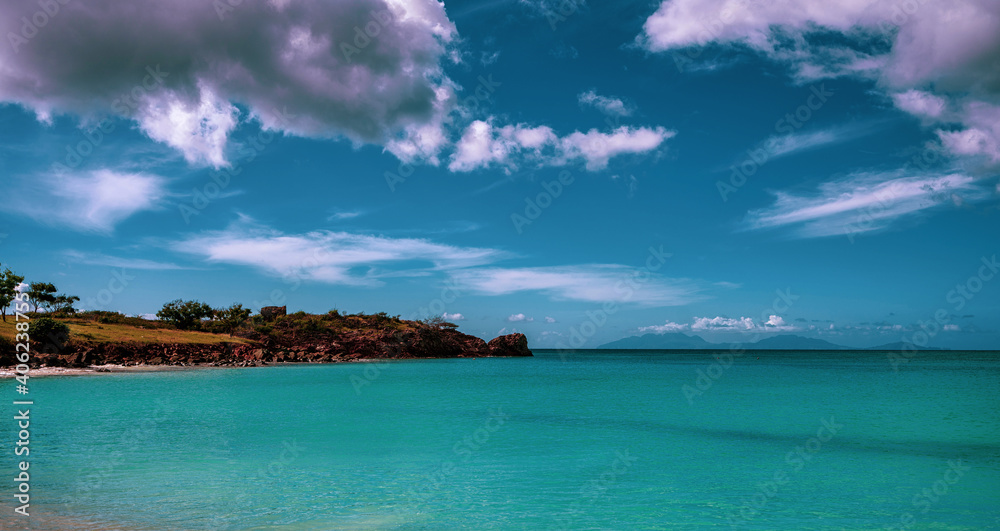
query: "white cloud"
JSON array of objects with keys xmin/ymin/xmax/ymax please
[
  {"xmin": 3, "ymin": 169, "xmax": 166, "ymax": 233},
  {"xmin": 937, "ymin": 101, "xmax": 1000, "ymax": 163},
  {"xmin": 545, "ymin": 316, "xmax": 557, "ymax": 323},
  {"xmin": 442, "ymin": 312, "xmax": 465, "ymax": 321},
  {"xmin": 743, "ymin": 171, "xmax": 989, "ymax": 238},
  {"xmin": 450, "ymin": 265, "xmax": 712, "ymax": 306},
  {"xmin": 0, "ymin": 0, "xmax": 459, "ymax": 167},
  {"xmin": 448, "ymin": 119, "xmax": 674, "ymax": 172},
  {"xmin": 507, "ymin": 313, "xmax": 533, "ymax": 322},
  {"xmin": 578, "ymin": 90, "xmax": 633, "ymax": 117},
  {"xmin": 137, "ymin": 86, "xmax": 239, "ymax": 167},
  {"xmin": 173, "ymin": 218, "xmax": 504, "ymax": 286},
  {"xmin": 327, "ymin": 210, "xmax": 365, "ymax": 221},
  {"xmin": 638, "ymin": 320, "xmax": 691, "ymax": 333},
  {"xmin": 943, "ymin": 324, "xmax": 960, "ymax": 332},
  {"xmin": 64, "ymin": 251, "xmax": 188, "ymax": 270},
  {"xmin": 640, "ymin": 315, "xmax": 802, "ymax": 333},
  {"xmin": 638, "ymin": 0, "xmax": 1000, "ymax": 165},
  {"xmin": 892, "ymin": 90, "xmax": 948, "ymax": 119},
  {"xmin": 691, "ymin": 316, "xmax": 756, "ymax": 331}
]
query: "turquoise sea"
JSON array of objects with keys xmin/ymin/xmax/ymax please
[{"xmin": 3, "ymin": 349, "xmax": 999, "ymax": 530}]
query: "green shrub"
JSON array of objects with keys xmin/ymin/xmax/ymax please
[{"xmin": 32, "ymin": 317, "xmax": 71, "ymax": 354}]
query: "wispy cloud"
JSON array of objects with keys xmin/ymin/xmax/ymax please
[
  {"xmin": 578, "ymin": 90, "xmax": 633, "ymax": 117},
  {"xmin": 3, "ymin": 169, "xmax": 166, "ymax": 233},
  {"xmin": 173, "ymin": 218, "xmax": 505, "ymax": 286},
  {"xmin": 64, "ymin": 250, "xmax": 190, "ymax": 270},
  {"xmin": 449, "ymin": 265, "xmax": 714, "ymax": 306},
  {"xmin": 742, "ymin": 171, "xmax": 989, "ymax": 238}
]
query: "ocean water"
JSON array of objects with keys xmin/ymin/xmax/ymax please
[{"xmin": 3, "ymin": 349, "xmax": 999, "ymax": 530}]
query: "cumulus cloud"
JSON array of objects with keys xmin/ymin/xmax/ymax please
[
  {"xmin": 641, "ymin": 315, "xmax": 801, "ymax": 333},
  {"xmin": 173, "ymin": 217, "xmax": 503, "ymax": 286},
  {"xmin": 743, "ymin": 170, "xmax": 991, "ymax": 238},
  {"xmin": 442, "ymin": 312, "xmax": 465, "ymax": 321},
  {"xmin": 544, "ymin": 316, "xmax": 557, "ymax": 323},
  {"xmin": 2, "ymin": 169, "xmax": 166, "ymax": 233},
  {"xmin": 764, "ymin": 315, "xmax": 785, "ymax": 327},
  {"xmin": 638, "ymin": 320, "xmax": 690, "ymax": 333},
  {"xmin": 892, "ymin": 90, "xmax": 948, "ymax": 120},
  {"xmin": 0, "ymin": 0, "xmax": 458, "ymax": 167},
  {"xmin": 507, "ymin": 313, "xmax": 533, "ymax": 322},
  {"xmin": 638, "ymin": 0, "xmax": 1000, "ymax": 164},
  {"xmin": 448, "ymin": 119, "xmax": 674, "ymax": 172},
  {"xmin": 691, "ymin": 316, "xmax": 756, "ymax": 331},
  {"xmin": 578, "ymin": 90, "xmax": 633, "ymax": 117}
]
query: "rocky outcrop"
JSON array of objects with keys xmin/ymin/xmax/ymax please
[
  {"xmin": 487, "ymin": 333, "xmax": 532, "ymax": 357},
  {"xmin": 6, "ymin": 327, "xmax": 532, "ymax": 368}
]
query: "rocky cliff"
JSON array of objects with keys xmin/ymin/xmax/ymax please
[{"xmin": 1, "ymin": 324, "xmax": 531, "ymax": 368}]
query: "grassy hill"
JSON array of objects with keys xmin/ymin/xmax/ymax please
[{"xmin": 0, "ymin": 315, "xmax": 252, "ymax": 345}]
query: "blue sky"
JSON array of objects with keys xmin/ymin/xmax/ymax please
[{"xmin": 1, "ymin": 0, "xmax": 998, "ymax": 349}]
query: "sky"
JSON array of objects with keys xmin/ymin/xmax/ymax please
[{"xmin": 0, "ymin": 0, "xmax": 998, "ymax": 349}]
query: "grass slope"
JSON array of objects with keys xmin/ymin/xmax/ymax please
[{"xmin": 0, "ymin": 317, "xmax": 251, "ymax": 345}]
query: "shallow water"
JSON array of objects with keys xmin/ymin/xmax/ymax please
[{"xmin": 3, "ymin": 349, "xmax": 999, "ymax": 530}]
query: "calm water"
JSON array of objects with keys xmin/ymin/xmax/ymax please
[{"xmin": 3, "ymin": 350, "xmax": 999, "ymax": 530}]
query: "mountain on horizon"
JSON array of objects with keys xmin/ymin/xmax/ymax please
[
  {"xmin": 598, "ymin": 333, "xmax": 715, "ymax": 350},
  {"xmin": 597, "ymin": 333, "xmax": 944, "ymax": 351}
]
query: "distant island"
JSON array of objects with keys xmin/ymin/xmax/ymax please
[
  {"xmin": 0, "ymin": 305, "xmax": 532, "ymax": 370},
  {"xmin": 597, "ymin": 332, "xmax": 947, "ymax": 351}
]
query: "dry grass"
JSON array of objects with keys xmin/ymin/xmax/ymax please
[{"xmin": 0, "ymin": 317, "xmax": 251, "ymax": 345}]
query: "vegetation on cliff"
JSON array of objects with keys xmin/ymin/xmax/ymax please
[{"xmin": 0, "ymin": 306, "xmax": 531, "ymax": 368}]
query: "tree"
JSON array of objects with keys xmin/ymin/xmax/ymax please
[
  {"xmin": 32, "ymin": 317, "xmax": 71, "ymax": 354},
  {"xmin": 26, "ymin": 282, "xmax": 57, "ymax": 312},
  {"xmin": 216, "ymin": 303, "xmax": 251, "ymax": 337},
  {"xmin": 52, "ymin": 294, "xmax": 81, "ymax": 315},
  {"xmin": 420, "ymin": 315, "xmax": 458, "ymax": 330},
  {"xmin": 0, "ymin": 266, "xmax": 25, "ymax": 322},
  {"xmin": 156, "ymin": 299, "xmax": 214, "ymax": 330}
]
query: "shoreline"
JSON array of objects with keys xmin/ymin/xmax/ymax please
[{"xmin": 0, "ymin": 356, "xmax": 512, "ymax": 378}]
